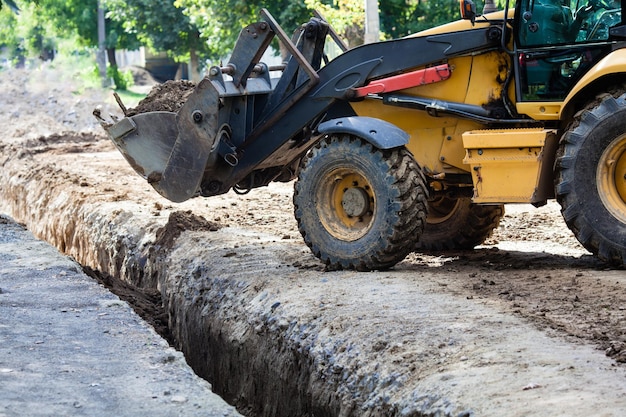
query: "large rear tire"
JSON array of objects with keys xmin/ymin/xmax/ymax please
[
  {"xmin": 294, "ymin": 134, "xmax": 428, "ymax": 271},
  {"xmin": 416, "ymin": 197, "xmax": 504, "ymax": 251},
  {"xmin": 555, "ymin": 93, "xmax": 626, "ymax": 266}
]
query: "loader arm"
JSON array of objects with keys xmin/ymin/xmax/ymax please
[
  {"xmin": 97, "ymin": 10, "xmax": 504, "ymax": 201},
  {"xmin": 212, "ymin": 14, "xmax": 503, "ymax": 194}
]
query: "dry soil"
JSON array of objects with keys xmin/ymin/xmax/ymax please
[{"xmin": 2, "ymin": 63, "xmax": 626, "ymax": 416}]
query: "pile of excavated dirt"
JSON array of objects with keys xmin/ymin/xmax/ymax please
[
  {"xmin": 125, "ymin": 80, "xmax": 196, "ymax": 116},
  {"xmin": 154, "ymin": 210, "xmax": 221, "ymax": 250},
  {"xmin": 2, "ymin": 65, "xmax": 626, "ymax": 416}
]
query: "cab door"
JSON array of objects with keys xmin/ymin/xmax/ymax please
[{"xmin": 514, "ymin": 0, "xmax": 621, "ymax": 101}]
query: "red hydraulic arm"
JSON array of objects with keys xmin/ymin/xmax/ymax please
[{"xmin": 351, "ymin": 63, "xmax": 451, "ymax": 98}]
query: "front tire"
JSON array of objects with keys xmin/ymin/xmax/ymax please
[
  {"xmin": 555, "ymin": 93, "xmax": 626, "ymax": 266},
  {"xmin": 294, "ymin": 134, "xmax": 428, "ymax": 271},
  {"xmin": 416, "ymin": 197, "xmax": 504, "ymax": 251}
]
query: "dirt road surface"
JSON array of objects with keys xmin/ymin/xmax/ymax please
[
  {"xmin": 0, "ymin": 215, "xmax": 242, "ymax": 417},
  {"xmin": 1, "ymin": 64, "xmax": 626, "ymax": 416}
]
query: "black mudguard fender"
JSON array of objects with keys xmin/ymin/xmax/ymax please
[{"xmin": 317, "ymin": 116, "xmax": 409, "ymax": 150}]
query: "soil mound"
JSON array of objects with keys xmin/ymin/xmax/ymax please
[
  {"xmin": 126, "ymin": 80, "xmax": 196, "ymax": 116},
  {"xmin": 154, "ymin": 210, "xmax": 220, "ymax": 249}
]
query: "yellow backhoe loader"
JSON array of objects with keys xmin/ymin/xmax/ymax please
[{"xmin": 96, "ymin": 0, "xmax": 626, "ymax": 270}]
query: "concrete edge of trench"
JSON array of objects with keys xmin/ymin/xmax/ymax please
[{"xmin": 2, "ymin": 146, "xmax": 626, "ymax": 416}]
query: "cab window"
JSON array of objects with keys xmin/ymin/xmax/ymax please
[
  {"xmin": 517, "ymin": 0, "xmax": 622, "ymax": 46},
  {"xmin": 516, "ymin": 0, "xmax": 621, "ymax": 101}
]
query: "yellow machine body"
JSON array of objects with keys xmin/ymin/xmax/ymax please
[
  {"xmin": 462, "ymin": 128, "xmax": 558, "ymax": 203},
  {"xmin": 349, "ymin": 47, "xmax": 551, "ymax": 203},
  {"xmin": 351, "ymin": 11, "xmax": 626, "ymax": 205}
]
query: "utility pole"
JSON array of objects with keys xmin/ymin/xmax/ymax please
[
  {"xmin": 483, "ymin": 0, "xmax": 498, "ymax": 13},
  {"xmin": 97, "ymin": 0, "xmax": 108, "ymax": 87},
  {"xmin": 364, "ymin": 0, "xmax": 379, "ymax": 44}
]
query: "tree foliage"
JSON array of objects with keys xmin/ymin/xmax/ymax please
[
  {"xmin": 174, "ymin": 0, "xmax": 466, "ymax": 56},
  {"xmin": 1, "ymin": 0, "xmax": 495, "ymax": 76},
  {"xmin": 0, "ymin": 5, "xmax": 21, "ymax": 58},
  {"xmin": 174, "ymin": 0, "xmax": 312, "ymax": 63},
  {"xmin": 106, "ymin": 0, "xmax": 199, "ymax": 61},
  {"xmin": 0, "ymin": 0, "xmax": 21, "ymax": 13},
  {"xmin": 0, "ymin": 1, "xmax": 56, "ymax": 64},
  {"xmin": 35, "ymin": 0, "xmax": 139, "ymax": 51}
]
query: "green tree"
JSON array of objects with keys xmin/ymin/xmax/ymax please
[
  {"xmin": 174, "ymin": 0, "xmax": 312, "ymax": 63},
  {"xmin": 106, "ymin": 0, "xmax": 207, "ymax": 80},
  {"xmin": 414, "ymin": 0, "xmax": 462, "ymax": 32},
  {"xmin": 0, "ymin": 0, "xmax": 20, "ymax": 12},
  {"xmin": 37, "ymin": 0, "xmax": 140, "ymax": 66},
  {"xmin": 0, "ymin": 5, "xmax": 21, "ymax": 65},
  {"xmin": 379, "ymin": 0, "xmax": 466, "ymax": 39},
  {"xmin": 175, "ymin": 0, "xmax": 463, "ymax": 57},
  {"xmin": 24, "ymin": 0, "xmax": 140, "ymax": 87},
  {"xmin": 379, "ymin": 0, "xmax": 420, "ymax": 39},
  {"xmin": 0, "ymin": 1, "xmax": 56, "ymax": 66}
]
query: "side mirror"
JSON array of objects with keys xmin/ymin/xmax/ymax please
[{"xmin": 460, "ymin": 0, "xmax": 477, "ymax": 24}]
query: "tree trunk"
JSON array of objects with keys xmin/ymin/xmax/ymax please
[
  {"xmin": 106, "ymin": 48, "xmax": 117, "ymax": 68},
  {"xmin": 97, "ymin": 0, "xmax": 107, "ymax": 87},
  {"xmin": 187, "ymin": 30, "xmax": 202, "ymax": 82},
  {"xmin": 189, "ymin": 47, "xmax": 200, "ymax": 82}
]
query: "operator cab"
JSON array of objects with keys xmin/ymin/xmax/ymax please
[
  {"xmin": 516, "ymin": 0, "xmax": 623, "ymax": 100},
  {"xmin": 462, "ymin": 0, "xmax": 624, "ymax": 101}
]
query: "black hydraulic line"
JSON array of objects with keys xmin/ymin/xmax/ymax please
[
  {"xmin": 204, "ymin": 14, "xmax": 516, "ymax": 194},
  {"xmin": 379, "ymin": 94, "xmax": 540, "ymax": 125}
]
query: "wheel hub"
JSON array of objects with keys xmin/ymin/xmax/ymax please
[
  {"xmin": 597, "ymin": 133, "xmax": 626, "ymax": 223},
  {"xmin": 342, "ymin": 187, "xmax": 370, "ymax": 217},
  {"xmin": 315, "ymin": 169, "xmax": 376, "ymax": 241}
]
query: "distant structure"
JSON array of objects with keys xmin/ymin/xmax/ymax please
[{"xmin": 483, "ymin": 0, "xmax": 499, "ymax": 14}]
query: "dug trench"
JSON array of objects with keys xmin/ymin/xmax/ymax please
[{"xmin": 2, "ymin": 68, "xmax": 626, "ymax": 416}]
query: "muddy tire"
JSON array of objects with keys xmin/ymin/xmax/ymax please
[
  {"xmin": 416, "ymin": 197, "xmax": 504, "ymax": 251},
  {"xmin": 294, "ymin": 134, "xmax": 428, "ymax": 271},
  {"xmin": 555, "ymin": 93, "xmax": 626, "ymax": 266}
]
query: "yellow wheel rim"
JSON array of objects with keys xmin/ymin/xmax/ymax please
[
  {"xmin": 316, "ymin": 168, "xmax": 375, "ymax": 241},
  {"xmin": 426, "ymin": 196, "xmax": 463, "ymax": 225},
  {"xmin": 598, "ymin": 134, "xmax": 626, "ymax": 224}
]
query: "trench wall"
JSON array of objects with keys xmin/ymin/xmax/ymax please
[{"xmin": 0, "ymin": 138, "xmax": 451, "ymax": 417}]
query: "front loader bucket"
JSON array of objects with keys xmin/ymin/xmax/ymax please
[
  {"xmin": 103, "ymin": 111, "xmax": 178, "ymax": 183},
  {"xmin": 156, "ymin": 78, "xmax": 219, "ymax": 203},
  {"xmin": 97, "ymin": 78, "xmax": 220, "ymax": 203}
]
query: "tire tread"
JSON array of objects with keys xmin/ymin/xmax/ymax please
[
  {"xmin": 555, "ymin": 91, "xmax": 626, "ymax": 267},
  {"xmin": 294, "ymin": 136, "xmax": 428, "ymax": 271}
]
